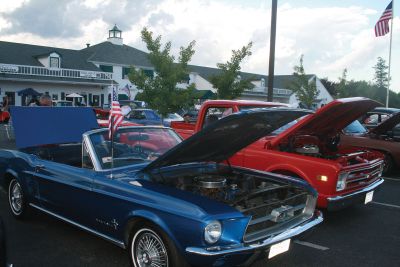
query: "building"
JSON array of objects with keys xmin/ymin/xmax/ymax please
[{"xmin": 0, "ymin": 25, "xmax": 332, "ymax": 108}]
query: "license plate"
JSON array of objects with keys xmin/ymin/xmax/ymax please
[
  {"xmin": 365, "ymin": 191, "xmax": 374, "ymax": 204},
  {"xmin": 268, "ymin": 239, "xmax": 291, "ymax": 259}
]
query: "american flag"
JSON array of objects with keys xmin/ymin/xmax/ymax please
[
  {"xmin": 108, "ymin": 86, "xmax": 124, "ymax": 139},
  {"xmin": 375, "ymin": 1, "xmax": 393, "ymax": 37},
  {"xmin": 119, "ymin": 84, "xmax": 131, "ymax": 99}
]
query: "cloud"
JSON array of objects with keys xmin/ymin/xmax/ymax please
[
  {"xmin": 1, "ymin": 0, "xmax": 161, "ymax": 38},
  {"xmin": 0, "ymin": 0, "xmax": 398, "ymax": 91}
]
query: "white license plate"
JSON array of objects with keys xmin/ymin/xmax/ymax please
[
  {"xmin": 268, "ymin": 239, "xmax": 291, "ymax": 259},
  {"xmin": 365, "ymin": 191, "xmax": 374, "ymax": 204}
]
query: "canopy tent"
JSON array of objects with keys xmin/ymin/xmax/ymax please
[
  {"xmin": 66, "ymin": 93, "xmax": 83, "ymax": 98},
  {"xmin": 17, "ymin": 88, "xmax": 41, "ymax": 96}
]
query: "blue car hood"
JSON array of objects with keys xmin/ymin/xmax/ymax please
[
  {"xmin": 10, "ymin": 106, "xmax": 99, "ymax": 148},
  {"xmin": 143, "ymin": 108, "xmax": 309, "ymax": 171}
]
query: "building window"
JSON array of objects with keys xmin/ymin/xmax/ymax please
[
  {"xmin": 50, "ymin": 57, "xmax": 60, "ymax": 68},
  {"xmin": 5, "ymin": 92, "xmax": 15, "ymax": 106},
  {"xmin": 142, "ymin": 69, "xmax": 154, "ymax": 79},
  {"xmin": 100, "ymin": 65, "xmax": 113, "ymax": 73},
  {"xmin": 52, "ymin": 94, "xmax": 58, "ymax": 100},
  {"xmin": 122, "ymin": 67, "xmax": 131, "ymax": 79},
  {"xmin": 61, "ymin": 92, "xmax": 65, "ymax": 100}
]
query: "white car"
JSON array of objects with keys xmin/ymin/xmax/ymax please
[{"xmin": 163, "ymin": 113, "xmax": 184, "ymax": 126}]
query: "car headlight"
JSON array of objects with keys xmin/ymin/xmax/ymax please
[
  {"xmin": 204, "ymin": 221, "xmax": 222, "ymax": 244},
  {"xmin": 336, "ymin": 172, "xmax": 348, "ymax": 191}
]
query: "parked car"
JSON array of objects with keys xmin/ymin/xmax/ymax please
[
  {"xmin": 126, "ymin": 109, "xmax": 163, "ymax": 125},
  {"xmin": 0, "ymin": 217, "xmax": 6, "ymax": 267},
  {"xmin": 93, "ymin": 108, "xmax": 139, "ymax": 128},
  {"xmin": 342, "ymin": 111, "xmax": 400, "ymax": 174},
  {"xmin": 0, "ymin": 106, "xmax": 322, "ymax": 267},
  {"xmin": 171, "ymin": 98, "xmax": 385, "ymax": 210},
  {"xmin": 162, "ymin": 113, "xmax": 184, "ymax": 126}
]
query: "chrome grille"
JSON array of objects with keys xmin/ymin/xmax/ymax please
[
  {"xmin": 238, "ymin": 186, "xmax": 312, "ymax": 243},
  {"xmin": 346, "ymin": 162, "xmax": 383, "ymax": 190}
]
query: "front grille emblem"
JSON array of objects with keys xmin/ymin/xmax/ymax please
[{"xmin": 270, "ymin": 205, "xmax": 294, "ymax": 222}]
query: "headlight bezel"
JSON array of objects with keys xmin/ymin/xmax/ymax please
[
  {"xmin": 336, "ymin": 172, "xmax": 349, "ymax": 191},
  {"xmin": 204, "ymin": 220, "xmax": 222, "ymax": 244}
]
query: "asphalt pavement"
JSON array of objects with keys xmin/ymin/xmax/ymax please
[{"xmin": 1, "ymin": 174, "xmax": 399, "ymax": 267}]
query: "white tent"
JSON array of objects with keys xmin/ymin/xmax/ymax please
[{"xmin": 66, "ymin": 93, "xmax": 83, "ymax": 98}]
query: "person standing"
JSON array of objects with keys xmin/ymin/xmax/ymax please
[{"xmin": 38, "ymin": 95, "xmax": 52, "ymax": 106}]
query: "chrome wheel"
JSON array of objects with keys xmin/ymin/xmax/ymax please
[
  {"xmin": 9, "ymin": 180, "xmax": 23, "ymax": 215},
  {"xmin": 132, "ymin": 228, "xmax": 168, "ymax": 267}
]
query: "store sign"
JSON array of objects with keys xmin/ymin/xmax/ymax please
[
  {"xmin": 0, "ymin": 64, "xmax": 18, "ymax": 73},
  {"xmin": 80, "ymin": 71, "xmax": 97, "ymax": 78}
]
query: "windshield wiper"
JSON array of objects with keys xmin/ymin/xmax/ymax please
[{"xmin": 113, "ymin": 156, "xmax": 147, "ymax": 162}]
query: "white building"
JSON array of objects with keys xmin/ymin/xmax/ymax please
[{"xmin": 0, "ymin": 25, "xmax": 332, "ymax": 108}]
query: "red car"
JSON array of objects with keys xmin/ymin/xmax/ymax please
[
  {"xmin": 342, "ymin": 111, "xmax": 400, "ymax": 174},
  {"xmin": 171, "ymin": 98, "xmax": 385, "ymax": 210}
]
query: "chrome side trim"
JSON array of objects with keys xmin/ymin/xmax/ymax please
[
  {"xmin": 29, "ymin": 203, "xmax": 126, "ymax": 249},
  {"xmin": 185, "ymin": 210, "xmax": 323, "ymax": 256},
  {"xmin": 327, "ymin": 178, "xmax": 384, "ymax": 202}
]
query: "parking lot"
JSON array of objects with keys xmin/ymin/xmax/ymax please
[{"xmin": 0, "ymin": 173, "xmax": 399, "ymax": 267}]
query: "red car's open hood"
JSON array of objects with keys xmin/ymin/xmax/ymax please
[
  {"xmin": 370, "ymin": 111, "xmax": 400, "ymax": 135},
  {"xmin": 271, "ymin": 97, "xmax": 381, "ymax": 147}
]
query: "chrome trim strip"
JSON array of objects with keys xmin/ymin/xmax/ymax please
[
  {"xmin": 328, "ymin": 178, "xmax": 384, "ymax": 202},
  {"xmin": 185, "ymin": 210, "xmax": 323, "ymax": 256},
  {"xmin": 344, "ymin": 160, "xmax": 383, "ymax": 173},
  {"xmin": 29, "ymin": 203, "xmax": 126, "ymax": 249}
]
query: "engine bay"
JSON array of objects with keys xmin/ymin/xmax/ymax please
[
  {"xmin": 279, "ymin": 134, "xmax": 379, "ymax": 165},
  {"xmin": 162, "ymin": 171, "xmax": 308, "ymax": 214}
]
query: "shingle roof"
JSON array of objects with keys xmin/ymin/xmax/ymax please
[
  {"xmin": 0, "ymin": 41, "xmax": 101, "ymax": 71},
  {"xmin": 188, "ymin": 64, "xmax": 314, "ymax": 89},
  {"xmin": 81, "ymin": 42, "xmax": 153, "ymax": 68}
]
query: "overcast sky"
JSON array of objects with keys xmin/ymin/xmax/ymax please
[{"xmin": 0, "ymin": 0, "xmax": 398, "ymax": 92}]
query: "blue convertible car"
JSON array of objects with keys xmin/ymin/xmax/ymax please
[{"xmin": 0, "ymin": 107, "xmax": 322, "ymax": 267}]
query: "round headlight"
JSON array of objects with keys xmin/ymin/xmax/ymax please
[{"xmin": 204, "ymin": 221, "xmax": 222, "ymax": 244}]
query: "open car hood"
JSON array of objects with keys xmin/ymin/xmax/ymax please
[
  {"xmin": 271, "ymin": 97, "xmax": 381, "ymax": 147},
  {"xmin": 10, "ymin": 106, "xmax": 99, "ymax": 148},
  {"xmin": 370, "ymin": 111, "xmax": 400, "ymax": 135},
  {"xmin": 143, "ymin": 108, "xmax": 309, "ymax": 171}
]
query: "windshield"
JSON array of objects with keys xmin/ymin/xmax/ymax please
[
  {"xmin": 343, "ymin": 120, "xmax": 367, "ymax": 134},
  {"xmin": 88, "ymin": 127, "xmax": 182, "ymax": 169}
]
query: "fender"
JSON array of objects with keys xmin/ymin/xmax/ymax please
[
  {"xmin": 266, "ymin": 164, "xmax": 314, "ymax": 187},
  {"xmin": 123, "ymin": 210, "xmax": 188, "ymax": 254}
]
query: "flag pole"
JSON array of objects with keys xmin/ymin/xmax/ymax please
[
  {"xmin": 110, "ymin": 82, "xmax": 115, "ymax": 178},
  {"xmin": 386, "ymin": 0, "xmax": 394, "ymax": 108}
]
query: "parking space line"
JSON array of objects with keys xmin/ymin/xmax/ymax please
[
  {"xmin": 371, "ymin": 201, "xmax": 400, "ymax": 209},
  {"xmin": 294, "ymin": 240, "xmax": 329, "ymax": 251},
  {"xmin": 382, "ymin": 177, "xmax": 400, "ymax": 182}
]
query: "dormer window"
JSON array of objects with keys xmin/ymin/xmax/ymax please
[{"xmin": 50, "ymin": 57, "xmax": 60, "ymax": 68}]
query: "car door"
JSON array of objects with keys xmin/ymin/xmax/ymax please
[{"xmin": 32, "ymin": 156, "xmax": 95, "ymax": 226}]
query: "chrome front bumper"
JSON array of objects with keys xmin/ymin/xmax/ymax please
[
  {"xmin": 326, "ymin": 178, "xmax": 384, "ymax": 211},
  {"xmin": 185, "ymin": 210, "xmax": 323, "ymax": 256}
]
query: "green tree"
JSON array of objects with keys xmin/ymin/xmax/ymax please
[
  {"xmin": 336, "ymin": 68, "xmax": 348, "ymax": 98},
  {"xmin": 210, "ymin": 42, "xmax": 254, "ymax": 99},
  {"xmin": 373, "ymin": 57, "xmax": 389, "ymax": 89},
  {"xmin": 289, "ymin": 55, "xmax": 319, "ymax": 108},
  {"xmin": 129, "ymin": 27, "xmax": 196, "ymax": 117}
]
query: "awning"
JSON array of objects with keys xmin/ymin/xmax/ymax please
[{"xmin": 17, "ymin": 88, "xmax": 41, "ymax": 96}]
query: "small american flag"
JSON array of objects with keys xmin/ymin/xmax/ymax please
[
  {"xmin": 108, "ymin": 86, "xmax": 124, "ymax": 139},
  {"xmin": 375, "ymin": 1, "xmax": 393, "ymax": 37}
]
